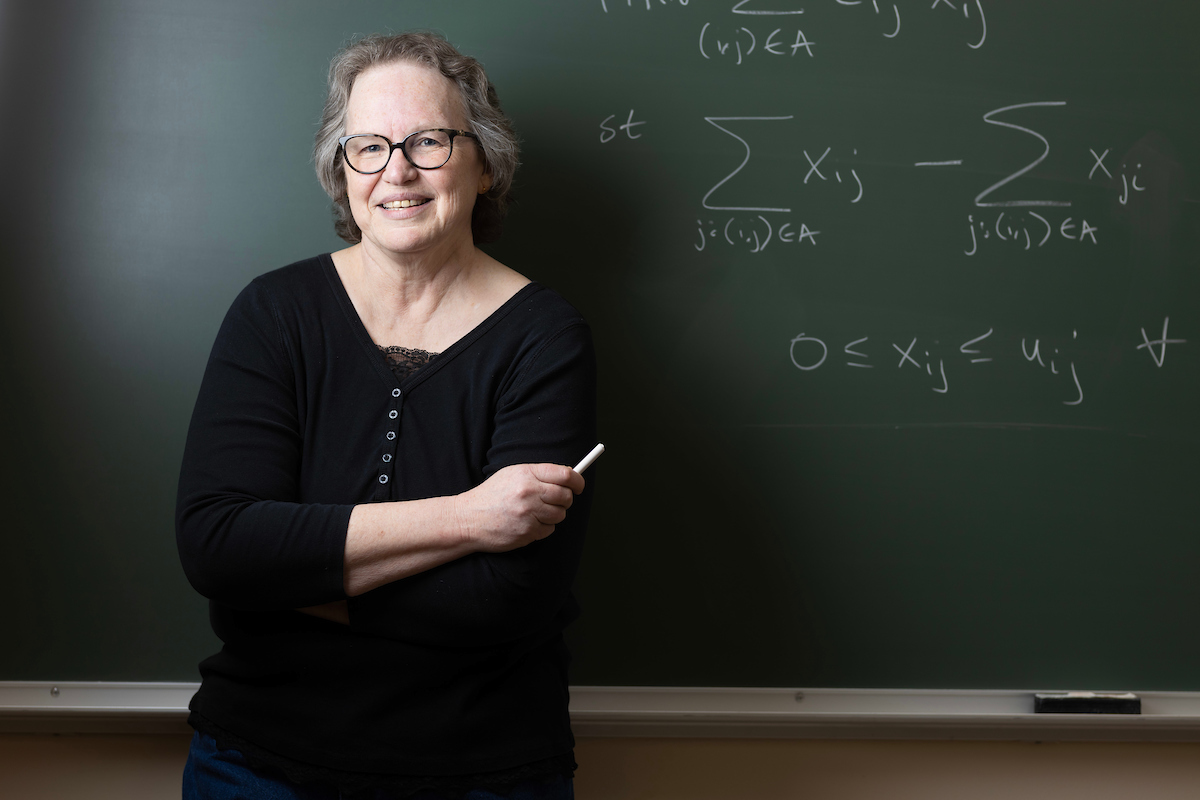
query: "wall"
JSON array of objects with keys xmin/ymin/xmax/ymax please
[{"xmin": 5, "ymin": 735, "xmax": 1200, "ymax": 799}]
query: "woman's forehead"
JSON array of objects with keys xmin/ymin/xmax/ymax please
[{"xmin": 346, "ymin": 61, "xmax": 467, "ymax": 131}]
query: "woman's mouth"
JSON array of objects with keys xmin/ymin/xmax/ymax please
[{"xmin": 381, "ymin": 199, "xmax": 430, "ymax": 209}]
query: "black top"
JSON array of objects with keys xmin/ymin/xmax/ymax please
[
  {"xmin": 378, "ymin": 344, "xmax": 440, "ymax": 382},
  {"xmin": 176, "ymin": 254, "xmax": 597, "ymax": 784}
]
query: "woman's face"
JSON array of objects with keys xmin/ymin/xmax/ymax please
[{"xmin": 343, "ymin": 61, "xmax": 490, "ymax": 262}]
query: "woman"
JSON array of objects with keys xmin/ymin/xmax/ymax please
[{"xmin": 176, "ymin": 32, "xmax": 596, "ymax": 799}]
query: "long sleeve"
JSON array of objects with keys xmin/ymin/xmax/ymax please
[
  {"xmin": 180, "ymin": 262, "xmax": 587, "ymax": 776},
  {"xmin": 176, "ymin": 279, "xmax": 352, "ymax": 610},
  {"xmin": 346, "ymin": 321, "xmax": 598, "ymax": 646}
]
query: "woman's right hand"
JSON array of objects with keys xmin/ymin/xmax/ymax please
[{"xmin": 454, "ymin": 464, "xmax": 585, "ymax": 552}]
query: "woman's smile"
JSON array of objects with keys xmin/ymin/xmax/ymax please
[
  {"xmin": 376, "ymin": 194, "xmax": 434, "ymax": 219},
  {"xmin": 380, "ymin": 198, "xmax": 429, "ymax": 210},
  {"xmin": 342, "ymin": 61, "xmax": 488, "ymax": 262}
]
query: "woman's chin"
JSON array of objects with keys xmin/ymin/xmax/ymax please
[{"xmin": 363, "ymin": 230, "xmax": 444, "ymax": 261}]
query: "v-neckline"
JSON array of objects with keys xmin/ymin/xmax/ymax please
[{"xmin": 319, "ymin": 253, "xmax": 540, "ymax": 391}]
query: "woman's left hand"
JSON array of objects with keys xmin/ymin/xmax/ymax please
[
  {"xmin": 452, "ymin": 463, "xmax": 585, "ymax": 553},
  {"xmin": 340, "ymin": 463, "xmax": 584, "ymax": 597}
]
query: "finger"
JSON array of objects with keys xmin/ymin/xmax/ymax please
[
  {"xmin": 530, "ymin": 462, "xmax": 579, "ymax": 489},
  {"xmin": 539, "ymin": 484, "xmax": 574, "ymax": 510},
  {"xmin": 552, "ymin": 467, "xmax": 587, "ymax": 496},
  {"xmin": 530, "ymin": 510, "xmax": 561, "ymax": 534},
  {"xmin": 533, "ymin": 505, "xmax": 565, "ymax": 527}
]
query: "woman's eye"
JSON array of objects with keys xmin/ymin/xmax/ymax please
[{"xmin": 362, "ymin": 144, "xmax": 383, "ymax": 153}]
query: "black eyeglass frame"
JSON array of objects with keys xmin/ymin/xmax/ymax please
[{"xmin": 338, "ymin": 129, "xmax": 480, "ymax": 174}]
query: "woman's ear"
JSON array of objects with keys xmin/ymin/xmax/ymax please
[{"xmin": 478, "ymin": 172, "xmax": 492, "ymax": 194}]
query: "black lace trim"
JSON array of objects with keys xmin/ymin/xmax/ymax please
[
  {"xmin": 378, "ymin": 344, "xmax": 439, "ymax": 382},
  {"xmin": 189, "ymin": 712, "xmax": 575, "ymax": 799}
]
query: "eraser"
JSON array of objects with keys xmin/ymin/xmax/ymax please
[{"xmin": 1033, "ymin": 692, "xmax": 1141, "ymax": 714}]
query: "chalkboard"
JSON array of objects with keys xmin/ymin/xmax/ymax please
[{"xmin": 2, "ymin": 0, "xmax": 1198, "ymax": 690}]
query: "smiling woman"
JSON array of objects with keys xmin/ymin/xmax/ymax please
[
  {"xmin": 314, "ymin": 33, "xmax": 519, "ymax": 247},
  {"xmin": 339, "ymin": 61, "xmax": 492, "ymax": 270},
  {"xmin": 175, "ymin": 32, "xmax": 596, "ymax": 800}
]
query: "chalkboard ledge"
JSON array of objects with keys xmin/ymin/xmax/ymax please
[
  {"xmin": 6, "ymin": 683, "xmax": 1200, "ymax": 741},
  {"xmin": 570, "ymin": 686, "xmax": 1200, "ymax": 742}
]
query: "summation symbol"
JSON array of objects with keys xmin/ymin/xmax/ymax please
[
  {"xmin": 702, "ymin": 116, "xmax": 795, "ymax": 212},
  {"xmin": 731, "ymin": 0, "xmax": 803, "ymax": 15},
  {"xmin": 974, "ymin": 101, "xmax": 1070, "ymax": 208}
]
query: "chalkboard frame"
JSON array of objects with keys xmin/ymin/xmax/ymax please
[{"xmin": 6, "ymin": 683, "xmax": 1200, "ymax": 742}]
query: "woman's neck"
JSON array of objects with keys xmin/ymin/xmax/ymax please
[{"xmin": 331, "ymin": 241, "xmax": 526, "ymax": 353}]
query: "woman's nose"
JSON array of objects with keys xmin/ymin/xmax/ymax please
[{"xmin": 382, "ymin": 146, "xmax": 418, "ymax": 182}]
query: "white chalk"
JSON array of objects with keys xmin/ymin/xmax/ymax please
[{"xmin": 572, "ymin": 443, "xmax": 605, "ymax": 474}]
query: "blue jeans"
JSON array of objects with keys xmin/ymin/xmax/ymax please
[{"xmin": 182, "ymin": 732, "xmax": 574, "ymax": 800}]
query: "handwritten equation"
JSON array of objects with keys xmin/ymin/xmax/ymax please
[
  {"xmin": 599, "ymin": 102, "xmax": 1156, "ymax": 254},
  {"xmin": 593, "ymin": 4, "xmax": 1169, "ymax": 255},
  {"xmin": 601, "ymin": 1, "xmax": 987, "ymax": 53},
  {"xmin": 963, "ymin": 212, "xmax": 1098, "ymax": 255},
  {"xmin": 695, "ymin": 214, "xmax": 821, "ymax": 252},
  {"xmin": 788, "ymin": 318, "xmax": 1186, "ymax": 404}
]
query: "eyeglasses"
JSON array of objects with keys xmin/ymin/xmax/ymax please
[{"xmin": 338, "ymin": 129, "xmax": 479, "ymax": 173}]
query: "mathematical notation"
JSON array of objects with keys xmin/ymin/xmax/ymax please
[
  {"xmin": 599, "ymin": 110, "xmax": 647, "ymax": 142},
  {"xmin": 839, "ymin": 0, "xmax": 987, "ymax": 49},
  {"xmin": 788, "ymin": 318, "xmax": 1186, "ymax": 405},
  {"xmin": 917, "ymin": 101, "xmax": 1155, "ymax": 217},
  {"xmin": 594, "ymin": 8, "xmax": 1175, "ymax": 261},
  {"xmin": 690, "ymin": 0, "xmax": 985, "ymax": 65},
  {"xmin": 602, "ymin": 1, "xmax": 987, "ymax": 51},
  {"xmin": 675, "ymin": 104, "xmax": 1152, "ymax": 252},
  {"xmin": 1091, "ymin": 150, "xmax": 1149, "ymax": 207},
  {"xmin": 699, "ymin": 23, "xmax": 814, "ymax": 64},
  {"xmin": 696, "ymin": 215, "xmax": 820, "ymax": 253},
  {"xmin": 963, "ymin": 212, "xmax": 1099, "ymax": 255},
  {"xmin": 600, "ymin": 0, "xmax": 689, "ymax": 11},
  {"xmin": 701, "ymin": 117, "xmax": 865, "ymax": 217}
]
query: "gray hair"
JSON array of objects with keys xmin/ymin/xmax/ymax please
[{"xmin": 313, "ymin": 32, "xmax": 519, "ymax": 244}]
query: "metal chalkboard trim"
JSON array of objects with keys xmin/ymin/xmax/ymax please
[{"xmin": 6, "ymin": 683, "xmax": 1200, "ymax": 741}]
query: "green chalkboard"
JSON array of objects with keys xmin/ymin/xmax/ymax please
[{"xmin": 2, "ymin": 0, "xmax": 1198, "ymax": 690}]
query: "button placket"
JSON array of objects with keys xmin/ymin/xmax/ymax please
[{"xmin": 376, "ymin": 388, "xmax": 402, "ymax": 499}]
